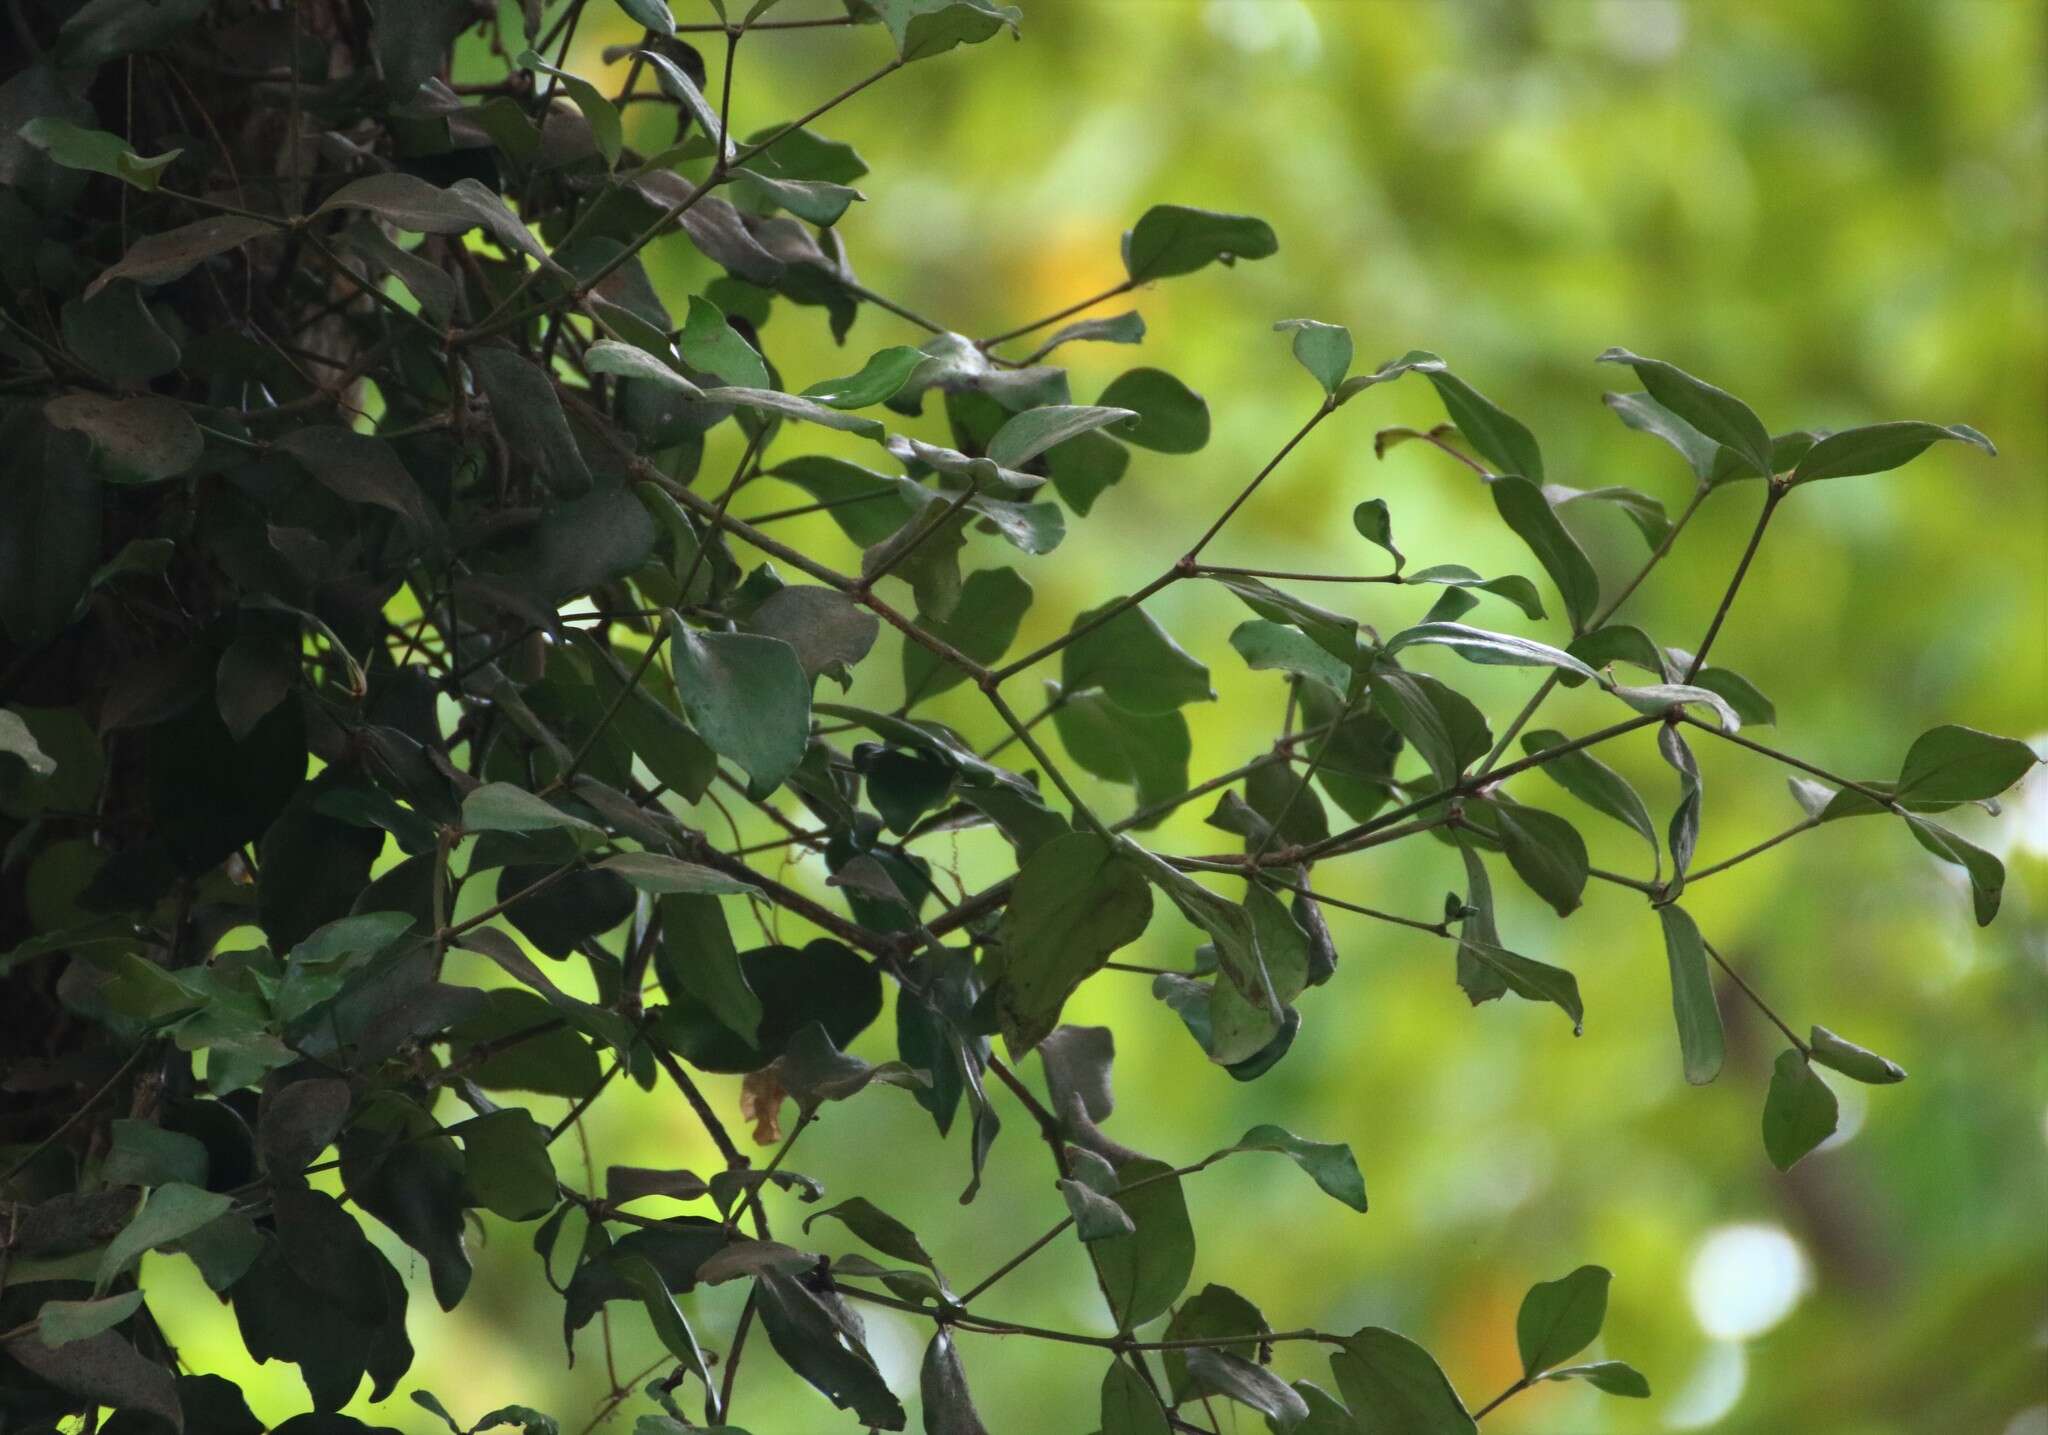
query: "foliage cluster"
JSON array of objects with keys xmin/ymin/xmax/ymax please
[{"xmin": 0, "ymin": 2, "xmax": 2033, "ymax": 1433}]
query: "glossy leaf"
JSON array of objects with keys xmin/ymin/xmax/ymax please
[
  {"xmin": 1597, "ymin": 349, "xmax": 1773, "ymax": 478},
  {"xmin": 1520, "ymin": 729, "xmax": 1658, "ymax": 862},
  {"xmin": 1808, "ymin": 1026, "xmax": 1907, "ymax": 1085},
  {"xmin": 1330, "ymin": 1328, "xmax": 1476, "ymax": 1435}
]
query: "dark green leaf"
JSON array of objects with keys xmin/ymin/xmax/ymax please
[
  {"xmin": 468, "ymin": 347, "xmax": 591, "ymax": 495},
  {"xmin": 1330, "ymin": 1328, "xmax": 1475, "ymax": 1435},
  {"xmin": 37, "ymin": 1290, "xmax": 145, "ymax": 1347},
  {"xmin": 1762, "ymin": 1049, "xmax": 1838, "ymax": 1170},
  {"xmin": 990, "ymin": 832, "xmax": 1153, "ymax": 1054},
  {"xmin": 1089, "ymin": 1157, "xmax": 1196, "ymax": 1331},
  {"xmin": 1789, "ymin": 420, "xmax": 1994, "ymax": 484},
  {"xmin": 1185, "ymin": 1347, "xmax": 1311, "ymax": 1427},
  {"xmin": 1656, "ymin": 904, "xmax": 1724, "ymax": 1086},
  {"xmin": 1893, "ymin": 724, "xmax": 2037, "ymax": 805},
  {"xmin": 903, "ymin": 566, "xmax": 1031, "ymax": 704},
  {"xmin": 1100, "ymin": 1356, "xmax": 1171, "ymax": 1435},
  {"xmin": 1903, "ymin": 814, "xmax": 2004, "ymax": 926},
  {"xmin": 451, "ymin": 1110, "xmax": 558, "ymax": 1221},
  {"xmin": 1020, "ymin": 310, "xmax": 1145, "ymax": 364},
  {"xmin": 612, "ymin": 0, "xmax": 675, "ymax": 35},
  {"xmin": 1659, "ymin": 723, "xmax": 1702, "ymax": 893},
  {"xmin": 1480, "ymin": 798, "xmax": 1588, "ymax": 918},
  {"xmin": 1457, "ymin": 939, "xmax": 1583, "ymax": 1033},
  {"xmin": 1596, "ymin": 349, "xmax": 1773, "ymax": 479},
  {"xmin": 1516, "ymin": 1265, "xmax": 1609, "ymax": 1375},
  {"xmin": 3, "ymin": 1328, "xmax": 182, "ymax": 1431},
  {"xmin": 669, "ymin": 623, "xmax": 811, "ymax": 790},
  {"xmin": 1603, "ymin": 390, "xmax": 1719, "ymax": 482},
  {"xmin": 1489, "ymin": 476, "xmax": 1599, "ymax": 633},
  {"xmin": 1097, "ymin": 368, "xmax": 1211, "ymax": 453},
  {"xmin": 1051, "ymin": 687, "xmax": 1191, "ymax": 827},
  {"xmin": 1420, "ymin": 365, "xmax": 1544, "ymax": 482},
  {"xmin": 753, "ymin": 1270, "xmax": 906, "ymax": 1429},
  {"xmin": 1520, "ymin": 729, "xmax": 1658, "ymax": 861},
  {"xmin": 1124, "ymin": 205, "xmax": 1278, "ymax": 282},
  {"xmin": 1061, "ymin": 599, "xmax": 1213, "ymax": 715},
  {"xmin": 45, "ymin": 392, "xmax": 202, "ymax": 484},
  {"xmin": 920, "ymin": 1330, "xmax": 991, "ymax": 1435},
  {"xmin": 1212, "ymin": 1123, "xmax": 1366, "ymax": 1212}
]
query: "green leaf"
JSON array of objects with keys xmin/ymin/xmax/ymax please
[
  {"xmin": 1893, "ymin": 724, "xmax": 2038, "ymax": 805},
  {"xmin": 1420, "ymin": 366, "xmax": 1544, "ymax": 482},
  {"xmin": 1656, "ymin": 904, "xmax": 1724, "ymax": 1086},
  {"xmin": 86, "ymin": 214, "xmax": 275, "ymax": 298},
  {"xmin": 38, "ymin": 1291, "xmax": 144, "ymax": 1347},
  {"xmin": 640, "ymin": 51, "xmax": 732, "ymax": 161},
  {"xmin": 1061, "ymin": 600, "xmax": 1213, "ymax": 715},
  {"xmin": 585, "ymin": 339, "xmax": 703, "ymax": 397},
  {"xmin": 276, "ymin": 427, "xmax": 437, "ymax": 536},
  {"xmin": 1330, "ymin": 1328, "xmax": 1476, "ymax": 1435},
  {"xmin": 1658, "ymin": 724, "xmax": 1702, "ymax": 893},
  {"xmin": 1366, "ymin": 667, "xmax": 1490, "ymax": 786},
  {"xmin": 1, "ymin": 1328, "xmax": 181, "ymax": 1432},
  {"xmin": 1613, "ymin": 681, "xmax": 1742, "ymax": 733},
  {"xmin": 98, "ymin": 1182, "xmax": 232, "ymax": 1293},
  {"xmin": 469, "ymin": 346, "xmax": 591, "ymax": 495},
  {"xmin": 1229, "ymin": 620, "xmax": 1351, "ymax": 695},
  {"xmin": 753, "ymin": 1269, "xmax": 906, "ymax": 1428},
  {"xmin": 920, "ymin": 1330, "xmax": 991, "ymax": 1435},
  {"xmin": 613, "ymin": 0, "xmax": 676, "ymax": 34},
  {"xmin": 1403, "ymin": 565, "xmax": 1545, "ymax": 622},
  {"xmin": 518, "ymin": 51, "xmax": 622, "ymax": 165},
  {"xmin": 715, "ymin": 385, "xmax": 887, "ymax": 438},
  {"xmin": 668, "ymin": 623, "xmax": 811, "ymax": 790},
  {"xmin": 1383, "ymin": 621, "xmax": 1602, "ymax": 683},
  {"xmin": 1089, "ymin": 1157, "xmax": 1195, "ymax": 1331},
  {"xmin": 452, "ymin": 1109, "xmax": 558, "ymax": 1221},
  {"xmin": 1789, "ymin": 420, "xmax": 1994, "ymax": 484},
  {"xmin": 1517, "ymin": 1264, "xmax": 1610, "ymax": 1375},
  {"xmin": 1807, "ymin": 1026, "xmax": 1906, "ymax": 1084},
  {"xmin": 1546, "ymin": 482, "xmax": 1672, "ymax": 549},
  {"xmin": 869, "ymin": 0, "xmax": 1021, "ymax": 63},
  {"xmin": 1060, "ymin": 1150, "xmax": 1137, "ymax": 1241},
  {"xmin": 598, "ymin": 852, "xmax": 759, "ymax": 895},
  {"xmin": 1520, "ymin": 729, "xmax": 1658, "ymax": 862},
  {"xmin": 800, "ymin": 346, "xmax": 924, "ymax": 409},
  {"xmin": 19, "ymin": 118, "xmax": 180, "ymax": 190},
  {"xmin": 1185, "ymin": 1348, "xmax": 1311, "ymax": 1427},
  {"xmin": 0, "ymin": 708, "xmax": 56, "ymax": 778},
  {"xmin": 1687, "ymin": 664, "xmax": 1776, "ymax": 727},
  {"xmin": 1214, "ymin": 1123, "xmax": 1366, "ymax": 1212},
  {"xmin": 1596, "ymin": 349, "xmax": 1773, "ymax": 479},
  {"xmin": 1489, "ymin": 476, "xmax": 1599, "ymax": 633},
  {"xmin": 1100, "ymin": 1356, "xmax": 1171, "ymax": 1435},
  {"xmin": 1051, "ymin": 688, "xmax": 1191, "ymax": 827},
  {"xmin": 1123, "ymin": 204, "xmax": 1278, "ymax": 282},
  {"xmin": 678, "ymin": 296, "xmax": 770, "ymax": 389},
  {"xmin": 1275, "ymin": 319, "xmax": 1353, "ymax": 395},
  {"xmin": 990, "ymin": 832, "xmax": 1154, "ymax": 1055},
  {"xmin": 802, "ymin": 1198, "xmax": 938, "ymax": 1274},
  {"xmin": 1480, "ymin": 799, "xmax": 1588, "ymax": 918},
  {"xmin": 986, "ymin": 404, "xmax": 1139, "ymax": 469},
  {"xmin": 1762, "ymin": 1049, "xmax": 1838, "ymax": 1170},
  {"xmin": 1603, "ymin": 390, "xmax": 1720, "ymax": 481},
  {"xmin": 657, "ymin": 893, "xmax": 761, "ymax": 1046},
  {"xmin": 45, "ymin": 393, "xmax": 202, "ymax": 484},
  {"xmin": 1097, "ymin": 367, "xmax": 1211, "ymax": 452},
  {"xmin": 903, "ymin": 567, "xmax": 1032, "ymax": 705},
  {"xmin": 613, "ymin": 1256, "xmax": 714, "ymax": 1392},
  {"xmin": 1457, "ymin": 939, "xmax": 1584, "ymax": 1033},
  {"xmin": 320, "ymin": 174, "xmax": 557, "ymax": 270},
  {"xmin": 1352, "ymin": 499, "xmax": 1403, "ymax": 569},
  {"xmin": 1903, "ymin": 814, "xmax": 2004, "ymax": 926},
  {"xmin": 1020, "ymin": 310, "xmax": 1145, "ymax": 363},
  {"xmin": 1546, "ymin": 1360, "xmax": 1651, "ymax": 1398},
  {"xmin": 462, "ymin": 783, "xmax": 603, "ymax": 844},
  {"xmin": 1127, "ymin": 850, "xmax": 1283, "ymax": 1063}
]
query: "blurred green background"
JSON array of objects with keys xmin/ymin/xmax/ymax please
[{"xmin": 161, "ymin": 1, "xmax": 2048, "ymax": 1430}]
